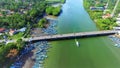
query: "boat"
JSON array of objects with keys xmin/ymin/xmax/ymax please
[
  {"xmin": 114, "ymin": 44, "xmax": 120, "ymax": 48},
  {"xmin": 75, "ymin": 39, "xmax": 80, "ymax": 47},
  {"xmin": 114, "ymin": 44, "xmax": 118, "ymax": 47}
]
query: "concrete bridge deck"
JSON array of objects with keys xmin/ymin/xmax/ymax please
[
  {"xmin": 23, "ymin": 30, "xmax": 118, "ymax": 42},
  {"xmin": 0, "ymin": 30, "xmax": 118, "ymax": 43}
]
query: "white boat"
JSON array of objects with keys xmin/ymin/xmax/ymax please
[
  {"xmin": 75, "ymin": 39, "xmax": 80, "ymax": 47},
  {"xmin": 114, "ymin": 44, "xmax": 120, "ymax": 48},
  {"xmin": 114, "ymin": 44, "xmax": 118, "ymax": 47}
]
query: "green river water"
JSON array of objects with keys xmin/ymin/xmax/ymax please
[{"xmin": 44, "ymin": 0, "xmax": 120, "ymax": 68}]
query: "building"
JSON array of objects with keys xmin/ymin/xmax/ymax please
[
  {"xmin": 90, "ymin": 6, "xmax": 105, "ymax": 11},
  {"xmin": 0, "ymin": 28, "xmax": 6, "ymax": 33},
  {"xmin": 116, "ymin": 18, "xmax": 120, "ymax": 21},
  {"xmin": 18, "ymin": 27, "xmax": 26, "ymax": 32},
  {"xmin": 118, "ymin": 13, "xmax": 120, "ymax": 17},
  {"xmin": 113, "ymin": 27, "xmax": 120, "ymax": 30},
  {"xmin": 9, "ymin": 29, "xmax": 16, "ymax": 36},
  {"xmin": 116, "ymin": 13, "xmax": 120, "ymax": 26},
  {"xmin": 116, "ymin": 21, "xmax": 120, "ymax": 25},
  {"xmin": 102, "ymin": 13, "xmax": 111, "ymax": 19},
  {"xmin": 0, "ymin": 13, "xmax": 3, "ymax": 17}
]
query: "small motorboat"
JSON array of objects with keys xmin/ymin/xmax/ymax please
[
  {"xmin": 75, "ymin": 39, "xmax": 80, "ymax": 47},
  {"xmin": 114, "ymin": 44, "xmax": 118, "ymax": 47}
]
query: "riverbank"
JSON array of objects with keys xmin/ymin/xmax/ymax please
[
  {"xmin": 0, "ymin": 0, "xmax": 64, "ymax": 67},
  {"xmin": 109, "ymin": 35, "xmax": 120, "ymax": 47},
  {"xmin": 9, "ymin": 18, "xmax": 58, "ymax": 68},
  {"xmin": 32, "ymin": 19, "xmax": 58, "ymax": 68},
  {"xmin": 83, "ymin": 0, "xmax": 120, "ymax": 46},
  {"xmin": 83, "ymin": 0, "xmax": 117, "ymax": 30}
]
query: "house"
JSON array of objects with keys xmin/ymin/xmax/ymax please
[
  {"xmin": 116, "ymin": 18, "xmax": 120, "ymax": 21},
  {"xmin": 118, "ymin": 13, "xmax": 120, "ymax": 17},
  {"xmin": 116, "ymin": 21, "xmax": 120, "ymax": 25},
  {"xmin": 113, "ymin": 27, "xmax": 120, "ymax": 30},
  {"xmin": 90, "ymin": 6, "xmax": 105, "ymax": 11},
  {"xmin": 116, "ymin": 13, "xmax": 120, "ymax": 26},
  {"xmin": 18, "ymin": 27, "xmax": 26, "ymax": 32},
  {"xmin": 0, "ymin": 9, "xmax": 6, "ymax": 12},
  {"xmin": 9, "ymin": 29, "xmax": 18, "ymax": 36},
  {"xmin": 0, "ymin": 28, "xmax": 6, "ymax": 33},
  {"xmin": 0, "ymin": 13, "xmax": 3, "ymax": 17},
  {"xmin": 102, "ymin": 13, "xmax": 111, "ymax": 19},
  {"xmin": 10, "ymin": 11, "xmax": 15, "ymax": 14}
]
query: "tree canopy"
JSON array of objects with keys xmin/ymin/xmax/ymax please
[
  {"xmin": 38, "ymin": 18, "xmax": 48, "ymax": 28},
  {"xmin": 46, "ymin": 6, "xmax": 61, "ymax": 16}
]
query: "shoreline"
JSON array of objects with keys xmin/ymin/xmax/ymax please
[
  {"xmin": 109, "ymin": 35, "xmax": 120, "ymax": 47},
  {"xmin": 83, "ymin": 0, "xmax": 120, "ymax": 45},
  {"xmin": 0, "ymin": 0, "xmax": 65, "ymax": 68},
  {"xmin": 83, "ymin": 0, "xmax": 117, "ymax": 30},
  {"xmin": 9, "ymin": 17, "xmax": 58, "ymax": 68},
  {"xmin": 27, "ymin": 19, "xmax": 58, "ymax": 68}
]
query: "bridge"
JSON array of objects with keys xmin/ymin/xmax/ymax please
[
  {"xmin": 23, "ymin": 30, "xmax": 118, "ymax": 42},
  {"xmin": 0, "ymin": 30, "xmax": 118, "ymax": 43}
]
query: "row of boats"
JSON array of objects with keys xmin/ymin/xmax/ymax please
[
  {"xmin": 114, "ymin": 44, "xmax": 120, "ymax": 48},
  {"xmin": 32, "ymin": 41, "xmax": 50, "ymax": 68},
  {"xmin": 32, "ymin": 19, "xmax": 57, "ymax": 68},
  {"xmin": 109, "ymin": 35, "xmax": 120, "ymax": 48},
  {"xmin": 42, "ymin": 20, "xmax": 57, "ymax": 35}
]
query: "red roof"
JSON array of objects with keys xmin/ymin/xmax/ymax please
[
  {"xmin": 0, "ymin": 14, "xmax": 2, "ymax": 16},
  {"xmin": 0, "ymin": 28, "xmax": 5, "ymax": 32}
]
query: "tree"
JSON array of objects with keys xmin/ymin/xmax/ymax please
[
  {"xmin": 52, "ymin": 6, "xmax": 61, "ymax": 16},
  {"xmin": 16, "ymin": 39, "xmax": 25, "ymax": 50},
  {"xmin": 46, "ymin": 6, "xmax": 61, "ymax": 16},
  {"xmin": 38, "ymin": 18, "xmax": 48, "ymax": 28},
  {"xmin": 46, "ymin": 6, "xmax": 53, "ymax": 15}
]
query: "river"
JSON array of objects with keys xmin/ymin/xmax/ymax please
[{"xmin": 44, "ymin": 0, "xmax": 120, "ymax": 68}]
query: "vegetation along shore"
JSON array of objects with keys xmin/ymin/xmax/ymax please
[
  {"xmin": 83, "ymin": 0, "xmax": 120, "ymax": 30},
  {"xmin": 0, "ymin": 0, "xmax": 65, "ymax": 67}
]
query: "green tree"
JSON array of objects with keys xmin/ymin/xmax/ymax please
[
  {"xmin": 46, "ymin": 6, "xmax": 53, "ymax": 15},
  {"xmin": 38, "ymin": 18, "xmax": 48, "ymax": 28},
  {"xmin": 52, "ymin": 6, "xmax": 61, "ymax": 16}
]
